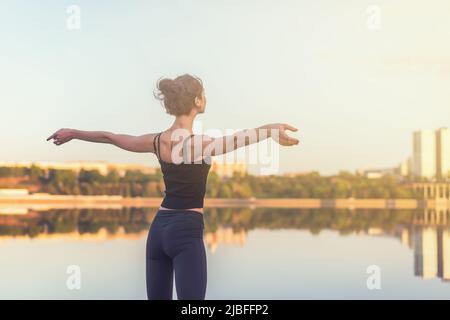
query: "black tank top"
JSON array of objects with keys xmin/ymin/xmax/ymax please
[{"xmin": 153, "ymin": 132, "xmax": 212, "ymax": 209}]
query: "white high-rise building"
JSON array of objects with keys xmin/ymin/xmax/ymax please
[
  {"xmin": 412, "ymin": 130, "xmax": 436, "ymax": 179},
  {"xmin": 436, "ymin": 127, "xmax": 450, "ymax": 180}
]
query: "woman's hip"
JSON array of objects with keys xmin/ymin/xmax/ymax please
[{"xmin": 151, "ymin": 209, "xmax": 204, "ymax": 236}]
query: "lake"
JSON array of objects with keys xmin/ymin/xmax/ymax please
[{"xmin": 0, "ymin": 207, "xmax": 449, "ymax": 299}]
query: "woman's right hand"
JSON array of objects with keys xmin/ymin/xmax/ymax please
[{"xmin": 267, "ymin": 123, "xmax": 300, "ymax": 146}]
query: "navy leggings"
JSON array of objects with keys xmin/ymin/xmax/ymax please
[{"xmin": 146, "ymin": 209, "xmax": 207, "ymax": 300}]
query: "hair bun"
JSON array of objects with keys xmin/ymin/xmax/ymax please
[
  {"xmin": 153, "ymin": 74, "xmax": 204, "ymax": 116},
  {"xmin": 158, "ymin": 78, "xmax": 181, "ymax": 96}
]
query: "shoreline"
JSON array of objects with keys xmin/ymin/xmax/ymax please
[{"xmin": 0, "ymin": 194, "xmax": 448, "ymax": 210}]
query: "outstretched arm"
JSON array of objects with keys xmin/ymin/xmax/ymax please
[
  {"xmin": 46, "ymin": 128, "xmax": 158, "ymax": 153},
  {"xmin": 218, "ymin": 123, "xmax": 299, "ymax": 150},
  {"xmin": 186, "ymin": 123, "xmax": 299, "ymax": 159}
]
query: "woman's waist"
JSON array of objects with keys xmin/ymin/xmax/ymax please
[
  {"xmin": 161, "ymin": 193, "xmax": 205, "ymax": 210},
  {"xmin": 158, "ymin": 206, "xmax": 204, "ymax": 215}
]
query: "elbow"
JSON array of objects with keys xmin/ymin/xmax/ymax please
[{"xmin": 102, "ymin": 131, "xmax": 115, "ymax": 144}]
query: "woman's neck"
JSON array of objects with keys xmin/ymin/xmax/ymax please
[{"xmin": 170, "ymin": 114, "xmax": 196, "ymax": 133}]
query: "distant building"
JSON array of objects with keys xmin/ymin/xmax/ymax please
[
  {"xmin": 436, "ymin": 127, "xmax": 450, "ymax": 180},
  {"xmin": 283, "ymin": 171, "xmax": 315, "ymax": 178},
  {"xmin": 0, "ymin": 161, "xmax": 156, "ymax": 177},
  {"xmin": 412, "ymin": 130, "xmax": 437, "ymax": 179},
  {"xmin": 399, "ymin": 157, "xmax": 412, "ymax": 177},
  {"xmin": 210, "ymin": 160, "xmax": 247, "ymax": 178},
  {"xmin": 410, "ymin": 128, "xmax": 450, "ymax": 180},
  {"xmin": 365, "ymin": 171, "xmax": 383, "ymax": 179},
  {"xmin": 356, "ymin": 167, "xmax": 396, "ymax": 179}
]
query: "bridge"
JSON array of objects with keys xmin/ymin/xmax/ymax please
[
  {"xmin": 411, "ymin": 183, "xmax": 450, "ymax": 225},
  {"xmin": 412, "ymin": 183, "xmax": 450, "ymax": 200}
]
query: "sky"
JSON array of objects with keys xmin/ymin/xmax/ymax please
[{"xmin": 1, "ymin": 0, "xmax": 449, "ymax": 175}]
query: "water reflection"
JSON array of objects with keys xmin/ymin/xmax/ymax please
[
  {"xmin": 0, "ymin": 206, "xmax": 449, "ymax": 285},
  {"xmin": 412, "ymin": 227, "xmax": 450, "ymax": 281}
]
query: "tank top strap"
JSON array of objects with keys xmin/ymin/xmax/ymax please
[{"xmin": 153, "ymin": 132, "xmax": 163, "ymax": 159}]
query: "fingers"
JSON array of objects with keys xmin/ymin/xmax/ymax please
[
  {"xmin": 279, "ymin": 130, "xmax": 300, "ymax": 146},
  {"xmin": 47, "ymin": 129, "xmax": 62, "ymax": 141},
  {"xmin": 47, "ymin": 130, "xmax": 65, "ymax": 145},
  {"xmin": 48, "ymin": 135, "xmax": 62, "ymax": 144},
  {"xmin": 288, "ymin": 137, "xmax": 300, "ymax": 145},
  {"xmin": 53, "ymin": 138, "xmax": 67, "ymax": 145},
  {"xmin": 284, "ymin": 137, "xmax": 299, "ymax": 146},
  {"xmin": 46, "ymin": 133, "xmax": 56, "ymax": 141},
  {"xmin": 283, "ymin": 124, "xmax": 298, "ymax": 132}
]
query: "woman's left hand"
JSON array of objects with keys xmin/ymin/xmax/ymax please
[
  {"xmin": 269, "ymin": 123, "xmax": 300, "ymax": 146},
  {"xmin": 46, "ymin": 128, "xmax": 75, "ymax": 146}
]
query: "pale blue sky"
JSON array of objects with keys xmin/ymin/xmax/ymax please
[{"xmin": 1, "ymin": 0, "xmax": 449, "ymax": 174}]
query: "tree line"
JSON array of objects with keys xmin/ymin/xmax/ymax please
[{"xmin": 0, "ymin": 165, "xmax": 418, "ymax": 198}]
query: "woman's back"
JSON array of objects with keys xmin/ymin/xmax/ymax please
[{"xmin": 153, "ymin": 131, "xmax": 211, "ymax": 209}]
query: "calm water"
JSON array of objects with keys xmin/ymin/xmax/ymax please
[{"xmin": 0, "ymin": 207, "xmax": 449, "ymax": 299}]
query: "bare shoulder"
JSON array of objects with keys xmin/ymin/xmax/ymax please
[
  {"xmin": 131, "ymin": 132, "xmax": 161, "ymax": 153},
  {"xmin": 138, "ymin": 132, "xmax": 160, "ymax": 144}
]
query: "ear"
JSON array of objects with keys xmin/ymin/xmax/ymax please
[{"xmin": 194, "ymin": 96, "xmax": 201, "ymax": 107}]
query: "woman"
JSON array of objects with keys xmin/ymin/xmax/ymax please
[{"xmin": 46, "ymin": 73, "xmax": 299, "ymax": 300}]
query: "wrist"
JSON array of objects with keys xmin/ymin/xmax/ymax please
[
  {"xmin": 69, "ymin": 129, "xmax": 79, "ymax": 139},
  {"xmin": 258, "ymin": 124, "xmax": 273, "ymax": 139},
  {"xmin": 264, "ymin": 124, "xmax": 274, "ymax": 137}
]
